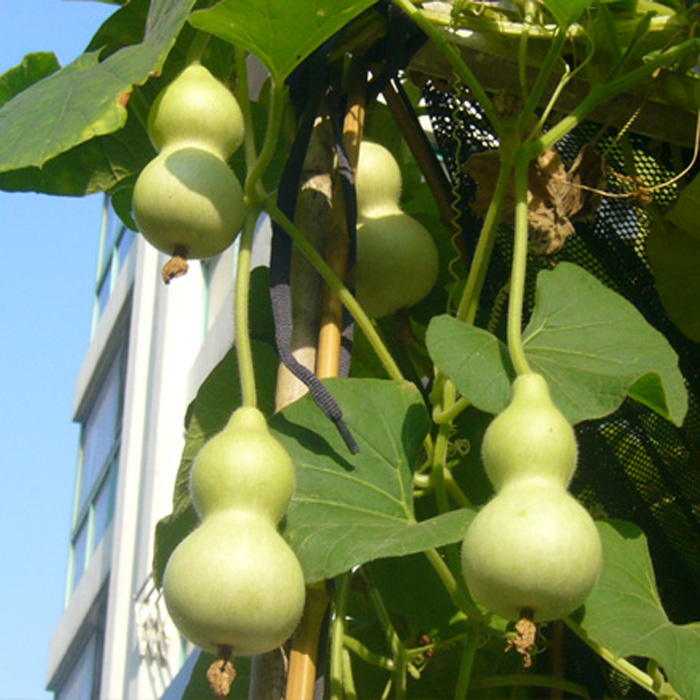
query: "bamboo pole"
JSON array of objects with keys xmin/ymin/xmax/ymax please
[{"xmin": 285, "ymin": 64, "xmax": 367, "ymax": 700}]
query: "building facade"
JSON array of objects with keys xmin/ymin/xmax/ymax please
[{"xmin": 45, "ymin": 195, "xmax": 271, "ymax": 699}]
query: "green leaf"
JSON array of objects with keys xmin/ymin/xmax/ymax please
[
  {"xmin": 0, "ymin": 53, "xmax": 60, "ymax": 107},
  {"xmin": 426, "ymin": 316, "xmax": 514, "ymax": 415},
  {"xmin": 426, "ymin": 263, "xmax": 687, "ymax": 426},
  {"xmin": 0, "ymin": 0, "xmax": 195, "ymax": 175},
  {"xmin": 269, "ymin": 378, "xmax": 475, "ymax": 583},
  {"xmin": 578, "ymin": 520, "xmax": 700, "ymax": 700},
  {"xmin": 646, "ymin": 219, "xmax": 700, "ymax": 343},
  {"xmin": 189, "ymin": 0, "xmax": 378, "ymax": 84},
  {"xmin": 524, "ymin": 262, "xmax": 687, "ymax": 425},
  {"xmin": 152, "ymin": 340, "xmax": 279, "ymax": 587}
]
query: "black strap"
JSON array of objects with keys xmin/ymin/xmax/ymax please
[{"xmin": 270, "ymin": 39, "xmax": 359, "ymax": 454}]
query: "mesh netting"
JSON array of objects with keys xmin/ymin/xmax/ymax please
[{"xmin": 423, "ymin": 79, "xmax": 700, "ymax": 635}]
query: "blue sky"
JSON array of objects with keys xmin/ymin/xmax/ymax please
[{"xmin": 0, "ymin": 2, "xmax": 117, "ymax": 697}]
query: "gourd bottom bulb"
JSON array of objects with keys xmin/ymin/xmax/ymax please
[
  {"xmin": 163, "ymin": 512, "xmax": 306, "ymax": 656},
  {"xmin": 132, "ymin": 146, "xmax": 244, "ymax": 259},
  {"xmin": 461, "ymin": 480, "xmax": 603, "ymax": 622}
]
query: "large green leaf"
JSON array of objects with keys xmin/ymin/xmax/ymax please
[
  {"xmin": 0, "ymin": 0, "xmax": 195, "ymax": 175},
  {"xmin": 269, "ymin": 378, "xmax": 475, "ymax": 583},
  {"xmin": 189, "ymin": 0, "xmax": 378, "ymax": 84},
  {"xmin": 427, "ymin": 262, "xmax": 687, "ymax": 426},
  {"xmin": 524, "ymin": 262, "xmax": 687, "ymax": 425},
  {"xmin": 577, "ymin": 520, "xmax": 700, "ymax": 700}
]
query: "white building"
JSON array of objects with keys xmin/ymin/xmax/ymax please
[{"xmin": 45, "ymin": 195, "xmax": 271, "ymax": 699}]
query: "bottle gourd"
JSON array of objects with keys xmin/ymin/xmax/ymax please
[
  {"xmin": 132, "ymin": 63, "xmax": 246, "ymax": 260},
  {"xmin": 162, "ymin": 407, "xmax": 306, "ymax": 656},
  {"xmin": 461, "ymin": 373, "xmax": 603, "ymax": 622},
  {"xmin": 353, "ymin": 141, "xmax": 439, "ymax": 318}
]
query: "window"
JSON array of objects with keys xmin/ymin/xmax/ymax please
[
  {"xmin": 68, "ymin": 345, "xmax": 126, "ymax": 596},
  {"xmin": 55, "ymin": 632, "xmax": 101, "ymax": 700},
  {"xmin": 92, "ymin": 196, "xmax": 134, "ymax": 334},
  {"xmin": 54, "ymin": 593, "xmax": 107, "ymax": 700}
]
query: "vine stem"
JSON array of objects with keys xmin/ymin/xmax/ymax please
[
  {"xmin": 454, "ymin": 145, "xmax": 515, "ymax": 324},
  {"xmin": 507, "ymin": 154, "xmax": 533, "ymax": 376},
  {"xmin": 529, "ymin": 37, "xmax": 700, "ymax": 158},
  {"xmin": 390, "ymin": 0, "xmax": 501, "ymax": 135},
  {"xmin": 244, "ymin": 82, "xmax": 287, "ymax": 205},
  {"xmin": 517, "ymin": 26, "xmax": 567, "ymax": 135},
  {"xmin": 235, "ymin": 210, "xmax": 258, "ymax": 408},
  {"xmin": 454, "ymin": 625, "xmax": 480, "ymax": 700},
  {"xmin": 264, "ymin": 200, "xmax": 404, "ymax": 382},
  {"xmin": 564, "ymin": 617, "xmax": 659, "ymax": 697},
  {"xmin": 330, "ymin": 573, "xmax": 352, "ymax": 700}
]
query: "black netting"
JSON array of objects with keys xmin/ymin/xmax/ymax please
[{"xmin": 423, "ymin": 77, "xmax": 700, "ymax": 645}]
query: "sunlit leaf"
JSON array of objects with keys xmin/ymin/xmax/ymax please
[
  {"xmin": 426, "ymin": 263, "xmax": 687, "ymax": 425},
  {"xmin": 577, "ymin": 520, "xmax": 700, "ymax": 700},
  {"xmin": 270, "ymin": 378, "xmax": 475, "ymax": 583},
  {"xmin": 189, "ymin": 0, "xmax": 379, "ymax": 84},
  {"xmin": 0, "ymin": 0, "xmax": 195, "ymax": 175}
]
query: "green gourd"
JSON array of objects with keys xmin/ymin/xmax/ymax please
[
  {"xmin": 354, "ymin": 141, "xmax": 440, "ymax": 318},
  {"xmin": 461, "ymin": 373, "xmax": 603, "ymax": 622},
  {"xmin": 132, "ymin": 63, "xmax": 245, "ymax": 260},
  {"xmin": 162, "ymin": 407, "xmax": 306, "ymax": 656}
]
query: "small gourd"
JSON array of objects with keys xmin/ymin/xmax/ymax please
[
  {"xmin": 461, "ymin": 373, "xmax": 603, "ymax": 622},
  {"xmin": 354, "ymin": 141, "xmax": 440, "ymax": 318},
  {"xmin": 162, "ymin": 407, "xmax": 306, "ymax": 656},
  {"xmin": 132, "ymin": 63, "xmax": 245, "ymax": 262}
]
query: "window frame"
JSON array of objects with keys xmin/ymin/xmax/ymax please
[{"xmin": 67, "ymin": 343, "xmax": 127, "ymax": 599}]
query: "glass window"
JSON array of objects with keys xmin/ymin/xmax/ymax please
[
  {"xmin": 92, "ymin": 196, "xmax": 135, "ymax": 333},
  {"xmin": 55, "ymin": 634, "xmax": 97, "ymax": 700},
  {"xmin": 54, "ymin": 597, "xmax": 106, "ymax": 700},
  {"xmin": 68, "ymin": 344, "xmax": 126, "ymax": 596}
]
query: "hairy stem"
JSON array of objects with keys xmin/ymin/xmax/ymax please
[
  {"xmin": 455, "ymin": 626, "xmax": 480, "ymax": 700},
  {"xmin": 507, "ymin": 154, "xmax": 533, "ymax": 376},
  {"xmin": 245, "ymin": 82, "xmax": 287, "ymax": 205},
  {"xmin": 235, "ymin": 210, "xmax": 258, "ymax": 408}
]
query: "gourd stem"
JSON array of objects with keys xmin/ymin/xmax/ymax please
[
  {"xmin": 391, "ymin": 0, "xmax": 502, "ymax": 135},
  {"xmin": 245, "ymin": 83, "xmax": 287, "ymax": 205},
  {"xmin": 186, "ymin": 32, "xmax": 210, "ymax": 65},
  {"xmin": 265, "ymin": 200, "xmax": 404, "ymax": 382},
  {"xmin": 454, "ymin": 626, "xmax": 480, "ymax": 700},
  {"xmin": 507, "ymin": 155, "xmax": 532, "ymax": 376},
  {"xmin": 454, "ymin": 150, "xmax": 514, "ymax": 324},
  {"xmin": 235, "ymin": 210, "xmax": 258, "ymax": 408}
]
